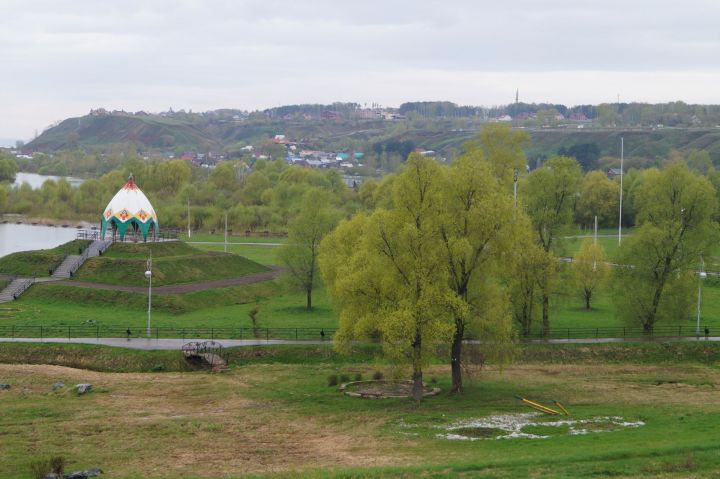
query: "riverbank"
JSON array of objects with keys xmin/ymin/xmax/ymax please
[{"xmin": 0, "ymin": 214, "xmax": 94, "ymax": 228}]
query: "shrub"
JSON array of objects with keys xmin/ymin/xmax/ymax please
[
  {"xmin": 372, "ymin": 371, "xmax": 384, "ymax": 380},
  {"xmin": 339, "ymin": 374, "xmax": 350, "ymax": 383},
  {"xmin": 151, "ymin": 363, "xmax": 166, "ymax": 372},
  {"xmin": 49, "ymin": 456, "xmax": 65, "ymax": 475},
  {"xmin": 327, "ymin": 374, "xmax": 338, "ymax": 387},
  {"xmin": 30, "ymin": 461, "xmax": 48, "ymax": 479},
  {"xmin": 248, "ymin": 306, "xmax": 259, "ymax": 328},
  {"xmin": 30, "ymin": 456, "xmax": 65, "ymax": 479},
  {"xmin": 353, "ymin": 373, "xmax": 363, "ymax": 381}
]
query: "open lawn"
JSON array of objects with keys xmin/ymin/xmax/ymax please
[
  {"xmin": 2, "ymin": 342, "xmax": 720, "ymax": 477},
  {"xmin": 191, "ymin": 242, "xmax": 281, "ymax": 266},
  {"xmin": 5, "ymin": 279, "xmax": 720, "ymax": 335},
  {"xmin": 180, "ymin": 233, "xmax": 287, "ymax": 243}
]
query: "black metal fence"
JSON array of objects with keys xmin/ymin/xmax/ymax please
[
  {"xmin": 76, "ymin": 229, "xmax": 178, "ymax": 242},
  {"xmin": 0, "ymin": 324, "xmax": 713, "ymax": 342},
  {"xmin": 0, "ymin": 325, "xmax": 337, "ymax": 341},
  {"xmin": 515, "ymin": 324, "xmax": 711, "ymax": 341}
]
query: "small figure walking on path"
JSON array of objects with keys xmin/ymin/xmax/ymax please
[
  {"xmin": 705, "ymin": 327, "xmax": 710, "ymax": 340},
  {"xmin": 320, "ymin": 329, "xmax": 325, "ymax": 341},
  {"xmin": 126, "ymin": 328, "xmax": 132, "ymax": 340}
]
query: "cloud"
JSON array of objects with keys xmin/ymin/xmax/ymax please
[{"xmin": 1, "ymin": 0, "xmax": 720, "ymax": 139}]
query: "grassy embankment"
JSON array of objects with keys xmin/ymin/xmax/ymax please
[
  {"xmin": 0, "ymin": 239, "xmax": 336, "ymax": 330},
  {"xmin": 0, "ymin": 240, "xmax": 91, "ymax": 277},
  {"xmin": 3, "ymin": 234, "xmax": 720, "ymax": 335},
  {"xmin": 3, "ymin": 234, "xmax": 720, "ymax": 334},
  {"xmin": 2, "ymin": 341, "xmax": 720, "ymax": 477},
  {"xmin": 73, "ymin": 241, "xmax": 269, "ymax": 287}
]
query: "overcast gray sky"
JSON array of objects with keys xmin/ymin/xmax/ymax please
[{"xmin": 2, "ymin": 0, "xmax": 720, "ymax": 143}]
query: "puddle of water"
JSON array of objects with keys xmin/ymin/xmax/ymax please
[{"xmin": 434, "ymin": 412, "xmax": 644, "ymax": 441}]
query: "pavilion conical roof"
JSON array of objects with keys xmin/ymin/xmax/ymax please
[{"xmin": 102, "ymin": 177, "xmax": 157, "ymax": 224}]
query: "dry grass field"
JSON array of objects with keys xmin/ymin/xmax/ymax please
[{"xmin": 3, "ymin": 347, "xmax": 720, "ymax": 478}]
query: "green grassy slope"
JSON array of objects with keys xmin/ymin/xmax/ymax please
[
  {"xmin": 527, "ymin": 128, "xmax": 720, "ymax": 163},
  {"xmin": 75, "ymin": 251, "xmax": 269, "ymax": 286},
  {"xmin": 28, "ymin": 115, "xmax": 216, "ymax": 151},
  {"xmin": 100, "ymin": 241, "xmax": 200, "ymax": 259},
  {"xmin": 0, "ymin": 240, "xmax": 91, "ymax": 277}
]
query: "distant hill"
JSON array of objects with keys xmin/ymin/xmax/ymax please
[
  {"xmin": 27, "ymin": 114, "xmax": 217, "ymax": 152},
  {"xmin": 25, "ymin": 110, "xmax": 720, "ymax": 167}
]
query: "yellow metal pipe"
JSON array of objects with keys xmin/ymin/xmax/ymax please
[
  {"xmin": 521, "ymin": 398, "xmax": 560, "ymax": 415},
  {"xmin": 523, "ymin": 402, "xmax": 558, "ymax": 415},
  {"xmin": 554, "ymin": 401, "xmax": 570, "ymax": 416}
]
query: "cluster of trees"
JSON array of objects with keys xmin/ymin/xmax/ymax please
[
  {"xmin": 299, "ymin": 124, "xmax": 720, "ymax": 401},
  {"xmin": 0, "ymin": 154, "xmax": 360, "ymax": 233}
]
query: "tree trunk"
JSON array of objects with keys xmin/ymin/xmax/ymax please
[
  {"xmin": 450, "ymin": 320, "xmax": 464, "ymax": 394},
  {"xmin": 643, "ymin": 319, "xmax": 653, "ymax": 334},
  {"xmin": 542, "ymin": 293, "xmax": 550, "ymax": 337},
  {"xmin": 412, "ymin": 330, "xmax": 423, "ymax": 401},
  {"xmin": 306, "ymin": 287, "xmax": 312, "ymax": 310},
  {"xmin": 585, "ymin": 289, "xmax": 591, "ymax": 310}
]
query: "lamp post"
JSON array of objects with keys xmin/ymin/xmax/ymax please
[
  {"xmin": 513, "ymin": 168, "xmax": 519, "ymax": 210},
  {"xmin": 145, "ymin": 254, "xmax": 152, "ymax": 338},
  {"xmin": 697, "ymin": 255, "xmax": 707, "ymax": 338}
]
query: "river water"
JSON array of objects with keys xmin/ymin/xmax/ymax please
[
  {"xmin": 0, "ymin": 223, "xmax": 79, "ymax": 258},
  {"xmin": 13, "ymin": 172, "xmax": 84, "ymax": 189}
]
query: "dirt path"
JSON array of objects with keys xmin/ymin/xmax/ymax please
[{"xmin": 52, "ymin": 267, "xmax": 283, "ymax": 294}]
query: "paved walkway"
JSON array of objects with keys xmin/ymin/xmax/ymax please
[
  {"xmin": 2, "ymin": 336, "xmax": 719, "ymax": 350},
  {"xmin": 52, "ymin": 268, "xmax": 284, "ymax": 294},
  {"xmin": 188, "ymin": 241, "xmax": 283, "ymax": 247},
  {"xmin": 0, "ymin": 337, "xmax": 328, "ymax": 350}
]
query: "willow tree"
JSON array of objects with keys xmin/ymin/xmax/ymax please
[
  {"xmin": 277, "ymin": 189, "xmax": 339, "ymax": 310},
  {"xmin": 463, "ymin": 123, "xmax": 530, "ymax": 187},
  {"xmin": 614, "ymin": 163, "xmax": 717, "ymax": 332},
  {"xmin": 439, "ymin": 154, "xmax": 517, "ymax": 393},
  {"xmin": 572, "ymin": 238, "xmax": 609, "ymax": 310},
  {"xmin": 320, "ymin": 155, "xmax": 461, "ymax": 401},
  {"xmin": 507, "ymin": 229, "xmax": 555, "ymax": 337},
  {"xmin": 526, "ymin": 155, "xmax": 581, "ymax": 335}
]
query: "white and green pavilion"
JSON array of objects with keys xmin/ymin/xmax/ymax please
[{"xmin": 101, "ymin": 176, "xmax": 158, "ymax": 241}]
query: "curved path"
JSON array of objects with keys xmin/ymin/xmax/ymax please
[{"xmin": 52, "ymin": 267, "xmax": 284, "ymax": 295}]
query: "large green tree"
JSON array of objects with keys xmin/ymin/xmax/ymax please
[
  {"xmin": 439, "ymin": 152, "xmax": 517, "ymax": 392},
  {"xmin": 572, "ymin": 238, "xmax": 609, "ymax": 310},
  {"xmin": 277, "ymin": 189, "xmax": 339, "ymax": 310},
  {"xmin": 526, "ymin": 155, "xmax": 581, "ymax": 335},
  {"xmin": 575, "ymin": 171, "xmax": 619, "ymax": 228},
  {"xmin": 0, "ymin": 157, "xmax": 18, "ymax": 183},
  {"xmin": 321, "ymin": 156, "xmax": 461, "ymax": 400},
  {"xmin": 507, "ymin": 228, "xmax": 555, "ymax": 337},
  {"xmin": 463, "ymin": 123, "xmax": 529, "ymax": 188},
  {"xmin": 614, "ymin": 163, "xmax": 717, "ymax": 332}
]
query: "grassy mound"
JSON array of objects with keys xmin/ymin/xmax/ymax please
[
  {"xmin": 0, "ymin": 240, "xmax": 91, "ymax": 277},
  {"xmin": 23, "ymin": 281, "xmax": 279, "ymax": 315},
  {"xmin": 100, "ymin": 241, "xmax": 199, "ymax": 259},
  {"xmin": 75, "ymin": 241, "xmax": 269, "ymax": 286}
]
